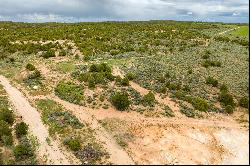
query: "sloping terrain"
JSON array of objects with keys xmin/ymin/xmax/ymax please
[{"xmin": 0, "ymin": 21, "xmax": 248, "ymax": 165}]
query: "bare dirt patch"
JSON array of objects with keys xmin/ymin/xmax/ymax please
[{"xmin": 0, "ymin": 75, "xmax": 80, "ymax": 165}]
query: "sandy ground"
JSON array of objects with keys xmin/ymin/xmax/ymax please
[
  {"xmin": 50, "ymin": 94, "xmax": 135, "ymax": 165},
  {"xmin": 0, "ymin": 75, "xmax": 80, "ymax": 165},
  {"xmin": 3, "ymin": 29, "xmax": 248, "ymax": 164}
]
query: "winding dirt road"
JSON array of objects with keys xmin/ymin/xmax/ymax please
[
  {"xmin": 51, "ymin": 94, "xmax": 135, "ymax": 165},
  {"xmin": 0, "ymin": 75, "xmax": 79, "ymax": 165}
]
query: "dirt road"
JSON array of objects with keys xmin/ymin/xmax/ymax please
[
  {"xmin": 0, "ymin": 75, "xmax": 79, "ymax": 165},
  {"xmin": 51, "ymin": 94, "xmax": 135, "ymax": 165}
]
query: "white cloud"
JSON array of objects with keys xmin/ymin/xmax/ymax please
[
  {"xmin": 0, "ymin": 0, "xmax": 248, "ymax": 23},
  {"xmin": 232, "ymin": 12, "xmax": 240, "ymax": 16}
]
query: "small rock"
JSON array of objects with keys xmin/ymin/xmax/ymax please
[
  {"xmin": 33, "ymin": 85, "xmax": 38, "ymax": 90},
  {"xmin": 8, "ymin": 107, "xmax": 12, "ymax": 111}
]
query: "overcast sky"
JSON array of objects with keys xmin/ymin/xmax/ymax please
[{"xmin": 0, "ymin": 0, "xmax": 249, "ymax": 23}]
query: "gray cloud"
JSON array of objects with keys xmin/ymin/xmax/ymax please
[{"xmin": 0, "ymin": 0, "xmax": 248, "ymax": 23}]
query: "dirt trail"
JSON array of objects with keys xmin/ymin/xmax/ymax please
[
  {"xmin": 49, "ymin": 94, "xmax": 135, "ymax": 165},
  {"xmin": 0, "ymin": 75, "xmax": 79, "ymax": 165}
]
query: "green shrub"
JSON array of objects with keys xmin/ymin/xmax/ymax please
[
  {"xmin": 64, "ymin": 138, "xmax": 81, "ymax": 151},
  {"xmin": 159, "ymin": 86, "xmax": 167, "ymax": 94},
  {"xmin": 239, "ymin": 97, "xmax": 249, "ymax": 108},
  {"xmin": 55, "ymin": 81, "xmax": 84, "ymax": 105},
  {"xmin": 187, "ymin": 69, "xmax": 193, "ymax": 74},
  {"xmin": 59, "ymin": 50, "xmax": 67, "ymax": 56},
  {"xmin": 88, "ymin": 76, "xmax": 96, "ymax": 89},
  {"xmin": 121, "ymin": 77, "xmax": 129, "ymax": 86},
  {"xmin": 191, "ymin": 97, "xmax": 209, "ymax": 112},
  {"xmin": 180, "ymin": 107, "xmax": 196, "ymax": 118},
  {"xmin": 99, "ymin": 95, "xmax": 105, "ymax": 102},
  {"xmin": 89, "ymin": 63, "xmax": 111, "ymax": 73},
  {"xmin": 125, "ymin": 72, "xmax": 135, "ymax": 80},
  {"xmin": 224, "ymin": 105, "xmax": 234, "ymax": 114},
  {"xmin": 111, "ymin": 92, "xmax": 130, "ymax": 111},
  {"xmin": 142, "ymin": 91, "xmax": 156, "ymax": 107},
  {"xmin": 25, "ymin": 63, "xmax": 36, "ymax": 71},
  {"xmin": 74, "ymin": 143, "xmax": 107, "ymax": 164},
  {"xmin": 0, "ymin": 120, "xmax": 12, "ymax": 139},
  {"xmin": 167, "ymin": 83, "xmax": 181, "ymax": 91},
  {"xmin": 2, "ymin": 135, "xmax": 13, "ymax": 146},
  {"xmin": 115, "ymin": 76, "xmax": 122, "ymax": 83},
  {"xmin": 202, "ymin": 60, "xmax": 221, "ymax": 68},
  {"xmin": 89, "ymin": 64, "xmax": 99, "ymax": 72},
  {"xmin": 93, "ymin": 73, "xmax": 105, "ymax": 84},
  {"xmin": 84, "ymin": 55, "xmax": 91, "ymax": 61},
  {"xmin": 105, "ymin": 72, "xmax": 115, "ymax": 81},
  {"xmin": 206, "ymin": 77, "xmax": 218, "ymax": 87},
  {"xmin": 13, "ymin": 144, "xmax": 33, "ymax": 160},
  {"xmin": 219, "ymin": 92, "xmax": 235, "ymax": 107},
  {"xmin": 0, "ymin": 108, "xmax": 14, "ymax": 125},
  {"xmin": 78, "ymin": 72, "xmax": 91, "ymax": 82},
  {"xmin": 174, "ymin": 90, "xmax": 186, "ymax": 100},
  {"xmin": 182, "ymin": 85, "xmax": 191, "ymax": 92},
  {"xmin": 220, "ymin": 84, "xmax": 228, "ymax": 93},
  {"xmin": 28, "ymin": 69, "xmax": 41, "ymax": 79},
  {"xmin": 162, "ymin": 106, "xmax": 175, "ymax": 117},
  {"xmin": 75, "ymin": 54, "xmax": 80, "ymax": 59},
  {"xmin": 42, "ymin": 50, "xmax": 55, "ymax": 58},
  {"xmin": 15, "ymin": 122, "xmax": 28, "ymax": 138},
  {"xmin": 202, "ymin": 54, "xmax": 210, "ymax": 59}
]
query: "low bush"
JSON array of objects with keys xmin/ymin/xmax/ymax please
[
  {"xmin": 89, "ymin": 63, "xmax": 111, "ymax": 73},
  {"xmin": 202, "ymin": 50, "xmax": 211, "ymax": 59},
  {"xmin": 13, "ymin": 144, "xmax": 34, "ymax": 160},
  {"xmin": 115, "ymin": 76, "xmax": 122, "ymax": 83},
  {"xmin": 167, "ymin": 83, "xmax": 181, "ymax": 91},
  {"xmin": 0, "ymin": 108, "xmax": 14, "ymax": 125},
  {"xmin": 74, "ymin": 143, "xmax": 108, "ymax": 164},
  {"xmin": 25, "ymin": 63, "xmax": 36, "ymax": 71},
  {"xmin": 218, "ymin": 92, "xmax": 235, "ymax": 107},
  {"xmin": 206, "ymin": 77, "xmax": 218, "ymax": 87},
  {"xmin": 55, "ymin": 81, "xmax": 84, "ymax": 105},
  {"xmin": 2, "ymin": 135, "xmax": 13, "ymax": 146},
  {"xmin": 15, "ymin": 122, "xmax": 28, "ymax": 138},
  {"xmin": 239, "ymin": 96, "xmax": 249, "ymax": 109},
  {"xmin": 105, "ymin": 72, "xmax": 115, "ymax": 81},
  {"xmin": 88, "ymin": 76, "xmax": 96, "ymax": 89},
  {"xmin": 174, "ymin": 90, "xmax": 187, "ymax": 100},
  {"xmin": 0, "ymin": 120, "xmax": 12, "ymax": 140},
  {"xmin": 187, "ymin": 69, "xmax": 193, "ymax": 74},
  {"xmin": 42, "ymin": 50, "xmax": 55, "ymax": 58},
  {"xmin": 190, "ymin": 97, "xmax": 209, "ymax": 112},
  {"xmin": 121, "ymin": 77, "xmax": 129, "ymax": 86},
  {"xmin": 59, "ymin": 50, "xmax": 67, "ymax": 56},
  {"xmin": 224, "ymin": 105, "xmax": 234, "ymax": 114},
  {"xmin": 180, "ymin": 107, "xmax": 196, "ymax": 118},
  {"xmin": 142, "ymin": 91, "xmax": 156, "ymax": 107},
  {"xmin": 111, "ymin": 92, "xmax": 130, "ymax": 111},
  {"xmin": 27, "ymin": 69, "xmax": 41, "ymax": 80},
  {"xmin": 125, "ymin": 72, "xmax": 135, "ymax": 80},
  {"xmin": 202, "ymin": 60, "xmax": 221, "ymax": 68},
  {"xmin": 220, "ymin": 84, "xmax": 228, "ymax": 93},
  {"xmin": 162, "ymin": 106, "xmax": 175, "ymax": 117},
  {"xmin": 64, "ymin": 138, "xmax": 81, "ymax": 151}
]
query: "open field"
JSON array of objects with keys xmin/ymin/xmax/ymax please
[
  {"xmin": 0, "ymin": 21, "xmax": 249, "ymax": 164},
  {"xmin": 231, "ymin": 26, "xmax": 249, "ymax": 37}
]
